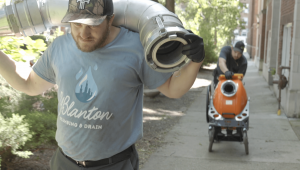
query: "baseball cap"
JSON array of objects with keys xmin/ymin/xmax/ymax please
[
  {"xmin": 61, "ymin": 0, "xmax": 114, "ymax": 26},
  {"xmin": 233, "ymin": 41, "xmax": 245, "ymax": 53}
]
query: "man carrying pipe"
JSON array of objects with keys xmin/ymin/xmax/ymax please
[
  {"xmin": 213, "ymin": 41, "xmax": 248, "ymax": 89},
  {"xmin": 0, "ymin": 0, "xmax": 204, "ymax": 169}
]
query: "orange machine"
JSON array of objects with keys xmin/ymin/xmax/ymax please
[{"xmin": 206, "ymin": 74, "xmax": 249, "ymax": 154}]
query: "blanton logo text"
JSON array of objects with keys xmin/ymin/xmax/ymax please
[{"xmin": 58, "ymin": 92, "xmax": 113, "ymax": 129}]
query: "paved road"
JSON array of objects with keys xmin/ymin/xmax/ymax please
[{"xmin": 142, "ymin": 58, "xmax": 300, "ymax": 170}]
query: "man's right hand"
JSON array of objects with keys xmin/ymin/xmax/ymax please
[
  {"xmin": 0, "ymin": 50, "xmax": 54, "ymax": 96},
  {"xmin": 225, "ymin": 71, "xmax": 234, "ymax": 79}
]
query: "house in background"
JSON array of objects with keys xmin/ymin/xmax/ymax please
[{"xmin": 247, "ymin": 0, "xmax": 300, "ymax": 118}]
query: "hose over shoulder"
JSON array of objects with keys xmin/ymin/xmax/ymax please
[{"xmin": 0, "ymin": 0, "xmax": 190, "ymax": 72}]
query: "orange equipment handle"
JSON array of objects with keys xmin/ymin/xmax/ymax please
[{"xmin": 219, "ymin": 73, "xmax": 244, "ymax": 80}]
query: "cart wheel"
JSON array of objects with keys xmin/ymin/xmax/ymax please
[
  {"xmin": 206, "ymin": 85, "xmax": 211, "ymax": 123},
  {"xmin": 208, "ymin": 126, "xmax": 215, "ymax": 152},
  {"xmin": 243, "ymin": 130, "xmax": 249, "ymax": 155}
]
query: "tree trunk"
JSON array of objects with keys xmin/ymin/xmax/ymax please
[
  {"xmin": 214, "ymin": 8, "xmax": 217, "ymax": 45},
  {"xmin": 166, "ymin": 0, "xmax": 175, "ymax": 13}
]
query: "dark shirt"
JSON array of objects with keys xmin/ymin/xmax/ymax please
[{"xmin": 213, "ymin": 46, "xmax": 247, "ymax": 84}]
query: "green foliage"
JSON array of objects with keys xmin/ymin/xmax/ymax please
[
  {"xmin": 11, "ymin": 91, "xmax": 58, "ymax": 149},
  {"xmin": 21, "ymin": 111, "xmax": 57, "ymax": 150},
  {"xmin": 0, "ymin": 78, "xmax": 58, "ymax": 167},
  {"xmin": 176, "ymin": 0, "xmax": 246, "ymax": 65},
  {"xmin": 16, "ymin": 93, "xmax": 42, "ymax": 114},
  {"xmin": 41, "ymin": 88, "xmax": 58, "ymax": 114},
  {"xmin": 271, "ymin": 68, "xmax": 276, "ymax": 75},
  {"xmin": 0, "ymin": 98, "xmax": 10, "ymax": 117},
  {"xmin": 30, "ymin": 35, "xmax": 47, "ymax": 44},
  {"xmin": 47, "ymin": 28, "xmax": 65, "ymax": 45},
  {"xmin": 202, "ymin": 36, "xmax": 218, "ymax": 66},
  {"xmin": 0, "ymin": 75, "xmax": 21, "ymax": 115},
  {"xmin": 0, "ymin": 36, "xmax": 47, "ymax": 62},
  {"xmin": 0, "ymin": 113, "xmax": 33, "ymax": 169}
]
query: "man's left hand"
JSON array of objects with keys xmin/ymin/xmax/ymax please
[{"xmin": 182, "ymin": 32, "xmax": 205, "ymax": 63}]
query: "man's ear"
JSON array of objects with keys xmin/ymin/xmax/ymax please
[{"xmin": 108, "ymin": 14, "xmax": 115, "ymax": 26}]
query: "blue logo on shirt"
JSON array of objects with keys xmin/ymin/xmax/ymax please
[{"xmin": 75, "ymin": 65, "xmax": 98, "ymax": 103}]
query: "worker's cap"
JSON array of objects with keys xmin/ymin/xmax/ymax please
[
  {"xmin": 233, "ymin": 41, "xmax": 245, "ymax": 54},
  {"xmin": 61, "ymin": 0, "xmax": 114, "ymax": 26}
]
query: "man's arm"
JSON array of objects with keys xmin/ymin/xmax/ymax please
[
  {"xmin": 218, "ymin": 58, "xmax": 229, "ymax": 73},
  {"xmin": 157, "ymin": 32, "xmax": 204, "ymax": 99},
  {"xmin": 157, "ymin": 61, "xmax": 202, "ymax": 98},
  {"xmin": 0, "ymin": 51, "xmax": 54, "ymax": 96},
  {"xmin": 238, "ymin": 58, "xmax": 247, "ymax": 75}
]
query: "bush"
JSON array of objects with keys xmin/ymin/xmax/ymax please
[
  {"xmin": 0, "ymin": 113, "xmax": 33, "ymax": 169},
  {"xmin": 21, "ymin": 111, "xmax": 57, "ymax": 150},
  {"xmin": 0, "ymin": 97, "xmax": 10, "ymax": 117},
  {"xmin": 202, "ymin": 38, "xmax": 218, "ymax": 67},
  {"xmin": 0, "ymin": 75, "xmax": 21, "ymax": 115},
  {"xmin": 16, "ymin": 93, "xmax": 42, "ymax": 114},
  {"xmin": 30, "ymin": 35, "xmax": 47, "ymax": 44},
  {"xmin": 0, "ymin": 85, "xmax": 58, "ymax": 168},
  {"xmin": 41, "ymin": 88, "xmax": 58, "ymax": 115},
  {"xmin": 12, "ymin": 92, "xmax": 58, "ymax": 150},
  {"xmin": 0, "ymin": 36, "xmax": 47, "ymax": 62}
]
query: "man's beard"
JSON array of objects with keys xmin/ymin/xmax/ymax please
[{"xmin": 72, "ymin": 24, "xmax": 110, "ymax": 52}]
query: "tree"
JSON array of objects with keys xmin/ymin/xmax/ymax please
[
  {"xmin": 166, "ymin": 0, "xmax": 175, "ymax": 13},
  {"xmin": 153, "ymin": 0, "xmax": 174, "ymax": 12},
  {"xmin": 175, "ymin": 0, "xmax": 246, "ymax": 65},
  {"xmin": 177, "ymin": 0, "xmax": 245, "ymax": 48}
]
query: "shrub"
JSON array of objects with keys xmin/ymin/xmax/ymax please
[
  {"xmin": 21, "ymin": 111, "xmax": 57, "ymax": 150},
  {"xmin": 0, "ymin": 75, "xmax": 21, "ymax": 115},
  {"xmin": 0, "ymin": 36, "xmax": 47, "ymax": 62},
  {"xmin": 30, "ymin": 35, "xmax": 47, "ymax": 44},
  {"xmin": 16, "ymin": 93, "xmax": 42, "ymax": 114},
  {"xmin": 202, "ymin": 38, "xmax": 218, "ymax": 67},
  {"xmin": 41, "ymin": 88, "xmax": 58, "ymax": 115},
  {"xmin": 0, "ymin": 113, "xmax": 33, "ymax": 169},
  {"xmin": 12, "ymin": 92, "xmax": 58, "ymax": 150}
]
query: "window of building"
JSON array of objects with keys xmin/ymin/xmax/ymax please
[
  {"xmin": 241, "ymin": 30, "xmax": 247, "ymax": 36},
  {"xmin": 243, "ymin": 17, "xmax": 248, "ymax": 26},
  {"xmin": 243, "ymin": 4, "xmax": 249, "ymax": 13}
]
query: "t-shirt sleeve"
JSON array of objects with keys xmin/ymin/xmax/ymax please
[
  {"xmin": 32, "ymin": 43, "xmax": 56, "ymax": 84},
  {"xmin": 219, "ymin": 46, "xmax": 230, "ymax": 60},
  {"xmin": 238, "ymin": 56, "xmax": 248, "ymax": 75},
  {"xmin": 139, "ymin": 58, "xmax": 173, "ymax": 89}
]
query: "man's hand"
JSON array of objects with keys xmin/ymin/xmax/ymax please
[
  {"xmin": 225, "ymin": 71, "xmax": 234, "ymax": 79},
  {"xmin": 182, "ymin": 32, "xmax": 205, "ymax": 63}
]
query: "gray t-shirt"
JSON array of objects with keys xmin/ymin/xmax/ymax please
[
  {"xmin": 213, "ymin": 46, "xmax": 247, "ymax": 85},
  {"xmin": 33, "ymin": 27, "xmax": 172, "ymax": 161}
]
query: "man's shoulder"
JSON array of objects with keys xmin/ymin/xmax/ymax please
[
  {"xmin": 117, "ymin": 27, "xmax": 143, "ymax": 49},
  {"xmin": 219, "ymin": 46, "xmax": 231, "ymax": 59},
  {"xmin": 220, "ymin": 46, "xmax": 232, "ymax": 54},
  {"xmin": 221, "ymin": 46, "xmax": 231, "ymax": 51},
  {"xmin": 241, "ymin": 55, "xmax": 248, "ymax": 64},
  {"xmin": 119, "ymin": 27, "xmax": 140, "ymax": 39}
]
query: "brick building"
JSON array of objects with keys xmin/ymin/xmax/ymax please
[
  {"xmin": 246, "ymin": 0, "xmax": 259, "ymax": 60},
  {"xmin": 247, "ymin": 0, "xmax": 300, "ymax": 118}
]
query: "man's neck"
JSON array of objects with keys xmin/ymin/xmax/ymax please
[{"xmin": 106, "ymin": 26, "xmax": 121, "ymax": 45}]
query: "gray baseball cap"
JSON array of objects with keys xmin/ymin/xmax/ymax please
[{"xmin": 61, "ymin": 0, "xmax": 114, "ymax": 26}]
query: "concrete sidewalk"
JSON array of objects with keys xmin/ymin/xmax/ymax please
[{"xmin": 141, "ymin": 59, "xmax": 300, "ymax": 170}]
